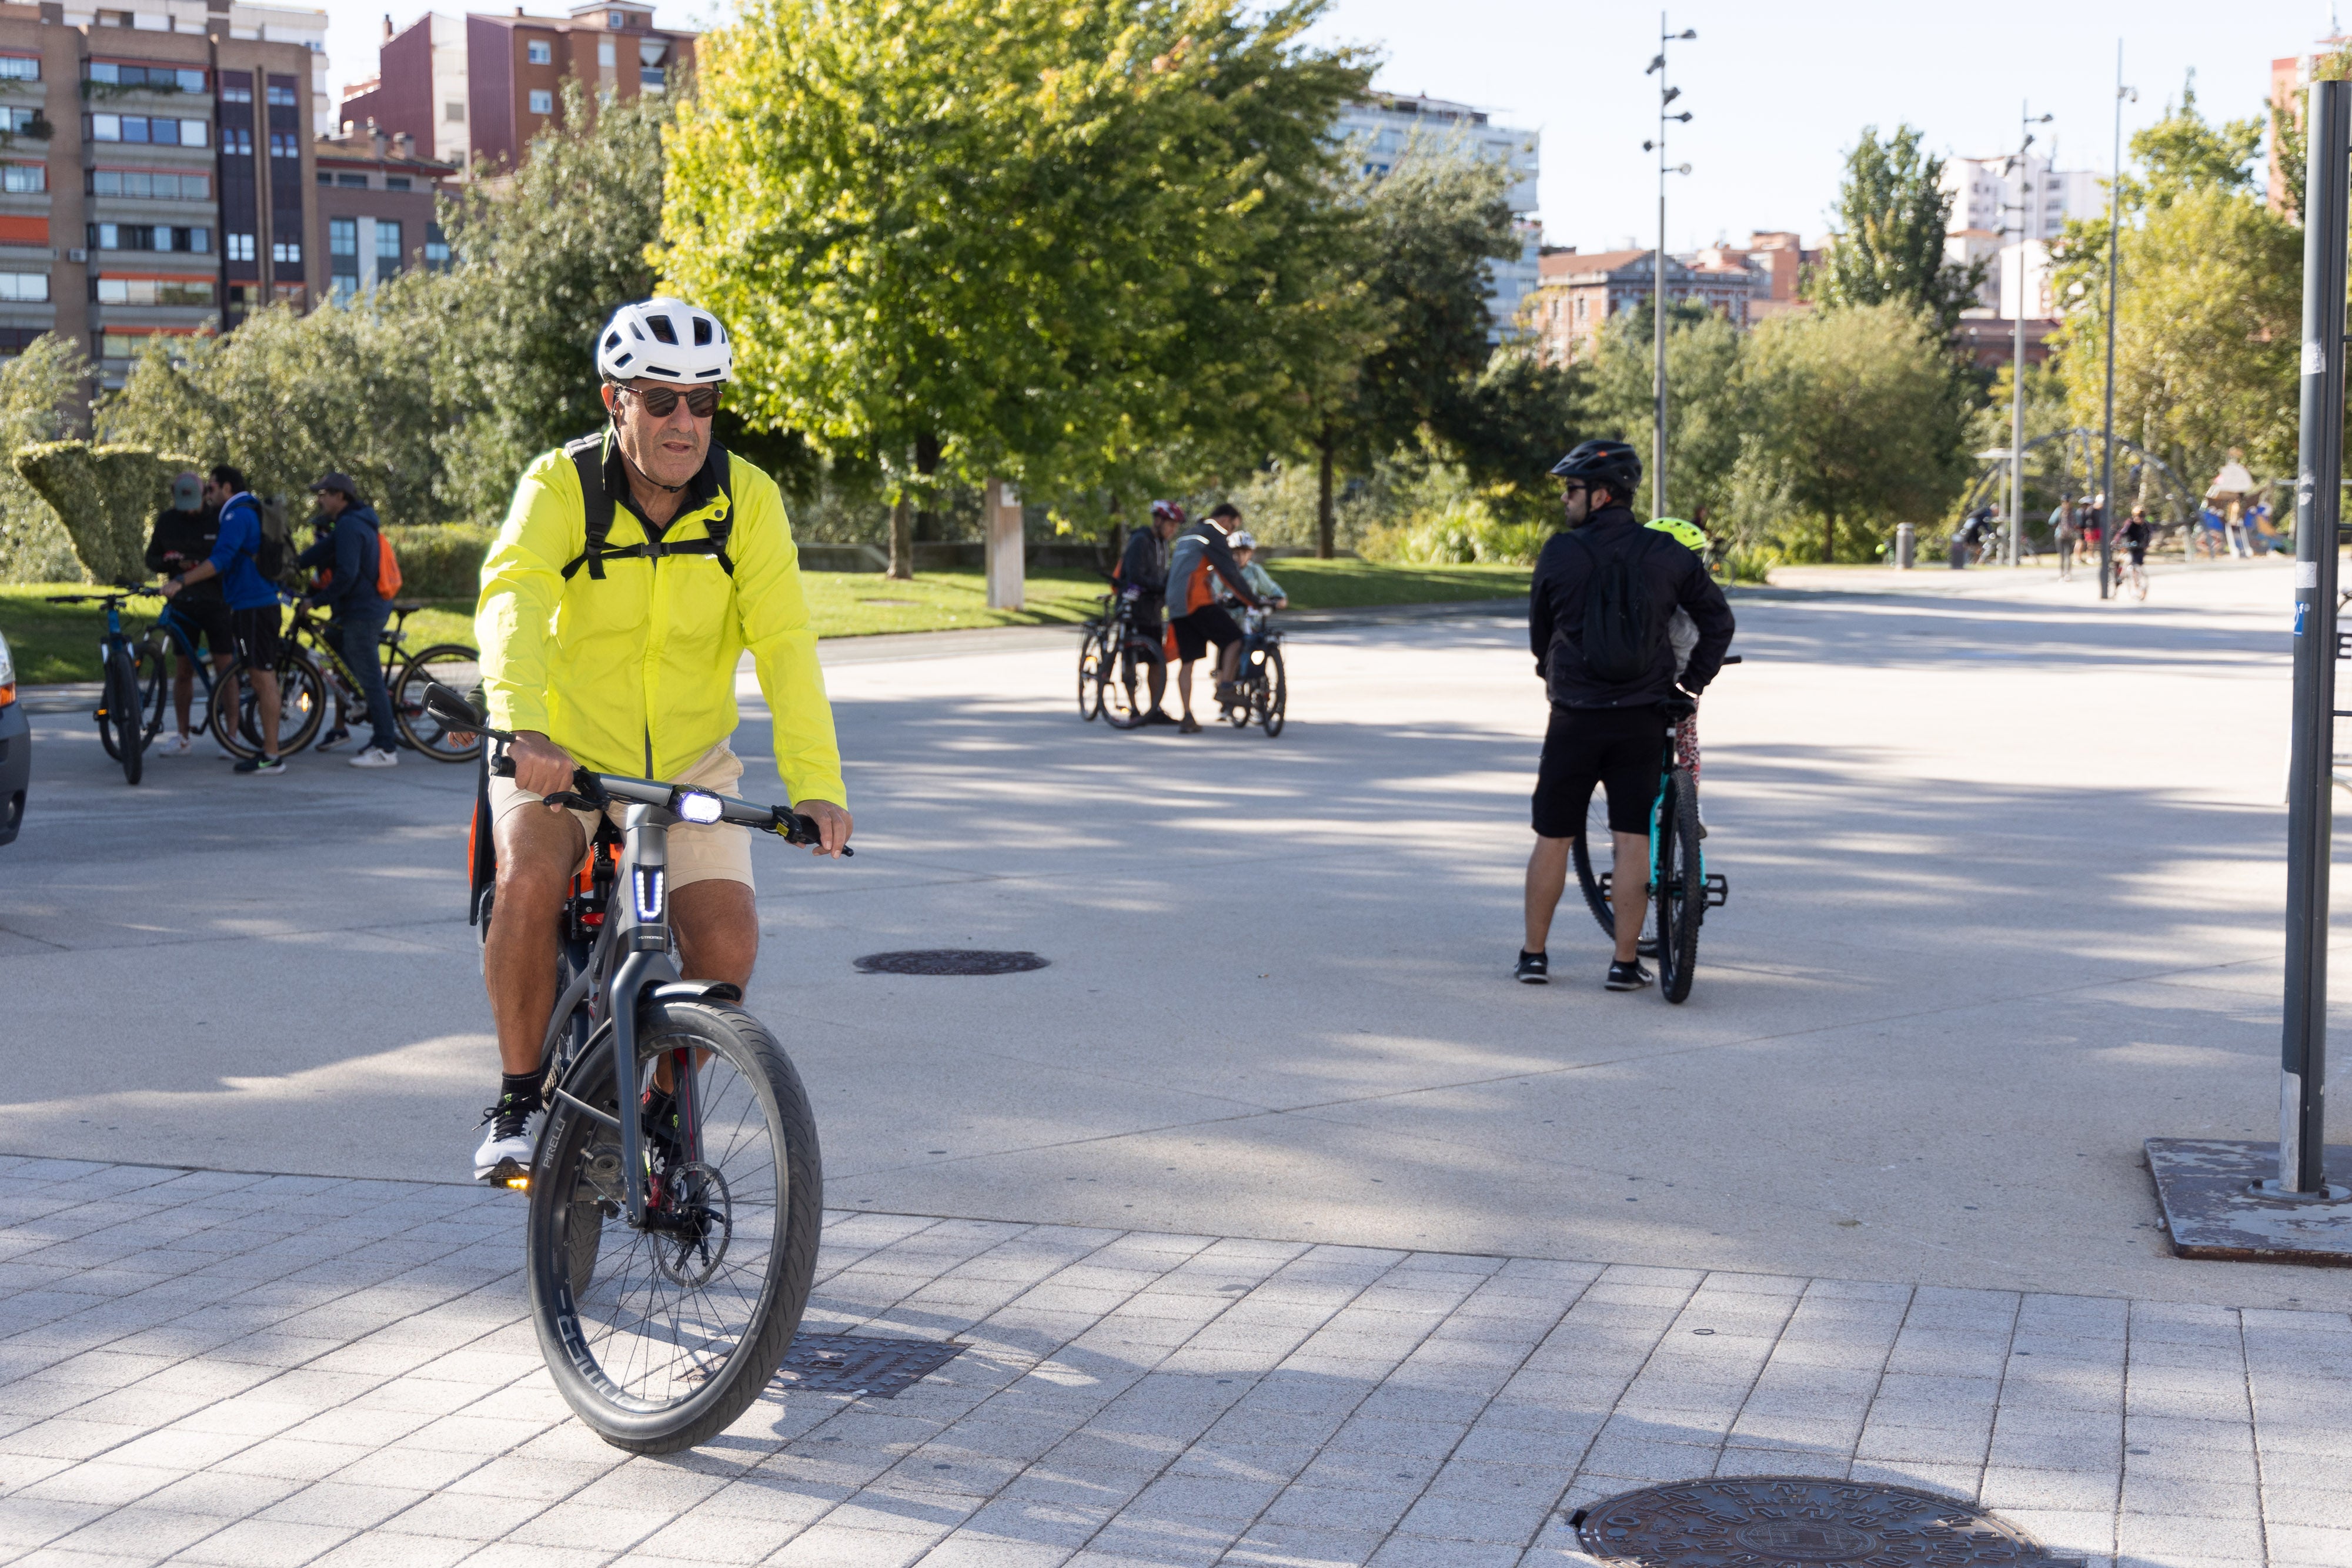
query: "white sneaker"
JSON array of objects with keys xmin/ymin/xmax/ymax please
[
  {"xmin": 155, "ymin": 732, "xmax": 193, "ymax": 757},
  {"xmin": 349, "ymin": 746, "xmax": 397, "ymax": 768},
  {"xmin": 474, "ymin": 1101, "xmax": 535, "ymax": 1186}
]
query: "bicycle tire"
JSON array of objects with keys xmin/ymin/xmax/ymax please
[
  {"xmin": 529, "ymin": 998, "xmax": 822, "ymax": 1454},
  {"xmin": 1259, "ymin": 644, "xmax": 1286, "ymax": 737},
  {"xmin": 395, "ymin": 643, "xmax": 485, "ymax": 762},
  {"xmin": 211, "ymin": 651, "xmax": 327, "ymax": 760},
  {"xmin": 1077, "ymin": 627, "xmax": 1107, "ymax": 721},
  {"xmin": 1101, "ymin": 636, "xmax": 1164, "ymax": 730},
  {"xmin": 102, "ymin": 648, "xmax": 143, "ymax": 784},
  {"xmin": 133, "ymin": 644, "xmax": 170, "ymax": 747},
  {"xmin": 1656, "ymin": 771, "xmax": 1704, "ymax": 1004}
]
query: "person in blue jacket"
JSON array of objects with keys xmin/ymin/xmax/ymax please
[
  {"xmin": 160, "ymin": 464, "xmax": 284, "ymax": 775},
  {"xmin": 296, "ymin": 473, "xmax": 397, "ymax": 767}
]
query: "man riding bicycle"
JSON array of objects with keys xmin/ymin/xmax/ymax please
[
  {"xmin": 470, "ymin": 296, "xmax": 852, "ymax": 1184},
  {"xmin": 1520, "ymin": 440, "xmax": 1733, "ymax": 991}
]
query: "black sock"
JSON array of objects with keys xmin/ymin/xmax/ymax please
[{"xmin": 500, "ymin": 1071, "xmax": 543, "ymax": 1114}]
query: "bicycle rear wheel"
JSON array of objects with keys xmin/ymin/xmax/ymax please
[
  {"xmin": 1655, "ymin": 771, "xmax": 1704, "ymax": 1004},
  {"xmin": 395, "ymin": 643, "xmax": 484, "ymax": 761},
  {"xmin": 99, "ymin": 647, "xmax": 143, "ymax": 784},
  {"xmin": 1077, "ymin": 627, "xmax": 1106, "ymax": 721},
  {"xmin": 135, "ymin": 644, "xmax": 170, "ymax": 747},
  {"xmin": 1101, "ymin": 637, "xmax": 1163, "ymax": 730},
  {"xmin": 529, "ymin": 998, "xmax": 822, "ymax": 1454},
  {"xmin": 211, "ymin": 651, "xmax": 326, "ymax": 760},
  {"xmin": 1258, "ymin": 644, "xmax": 1286, "ymax": 737}
]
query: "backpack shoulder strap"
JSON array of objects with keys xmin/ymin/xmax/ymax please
[
  {"xmin": 562, "ymin": 433, "xmax": 614, "ymax": 581},
  {"xmin": 704, "ymin": 446, "xmax": 735, "ymax": 576}
]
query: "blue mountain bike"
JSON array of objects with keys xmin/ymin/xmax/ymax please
[{"xmin": 48, "ymin": 587, "xmax": 161, "ymax": 785}]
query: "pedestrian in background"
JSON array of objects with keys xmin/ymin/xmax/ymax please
[
  {"xmin": 295, "ymin": 473, "xmax": 399, "ymax": 768},
  {"xmin": 144, "ymin": 470, "xmax": 231, "ymax": 755},
  {"xmin": 2083, "ymin": 493, "xmax": 2105, "ymax": 565},
  {"xmin": 2050, "ymin": 498, "xmax": 2078, "ymax": 580}
]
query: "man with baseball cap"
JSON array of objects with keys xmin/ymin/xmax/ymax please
[{"xmin": 295, "ymin": 471, "xmax": 398, "ymax": 767}]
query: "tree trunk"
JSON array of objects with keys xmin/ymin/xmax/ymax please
[
  {"xmin": 1822, "ymin": 509, "xmax": 1836, "ymax": 564},
  {"xmin": 913, "ymin": 429, "xmax": 942, "ymax": 544},
  {"xmin": 1316, "ymin": 430, "xmax": 1336, "ymax": 560},
  {"xmin": 887, "ymin": 494, "xmax": 913, "ymax": 580}
]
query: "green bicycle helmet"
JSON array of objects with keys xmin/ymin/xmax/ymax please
[{"xmin": 1646, "ymin": 516, "xmax": 1707, "ymax": 553}]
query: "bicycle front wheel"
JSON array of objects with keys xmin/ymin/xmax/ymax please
[
  {"xmin": 1258, "ymin": 644, "xmax": 1286, "ymax": 737},
  {"xmin": 211, "ymin": 652, "xmax": 326, "ymax": 760},
  {"xmin": 1655, "ymin": 771, "xmax": 1705, "ymax": 1004},
  {"xmin": 101, "ymin": 647, "xmax": 144, "ymax": 784},
  {"xmin": 1077, "ymin": 628, "xmax": 1106, "ymax": 721},
  {"xmin": 135, "ymin": 644, "xmax": 170, "ymax": 747},
  {"xmin": 529, "ymin": 997, "xmax": 822, "ymax": 1454},
  {"xmin": 395, "ymin": 643, "xmax": 483, "ymax": 761}
]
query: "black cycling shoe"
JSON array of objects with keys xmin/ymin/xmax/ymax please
[
  {"xmin": 1142, "ymin": 708, "xmax": 1180, "ymax": 727},
  {"xmin": 1606, "ymin": 959, "xmax": 1654, "ymax": 992},
  {"xmin": 1515, "ymin": 950, "xmax": 1548, "ymax": 984},
  {"xmin": 642, "ymin": 1087, "xmax": 683, "ymax": 1168}
]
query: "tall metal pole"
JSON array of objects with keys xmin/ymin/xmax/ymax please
[
  {"xmin": 2283, "ymin": 76, "xmax": 2349, "ymax": 1197},
  {"xmin": 2009, "ymin": 105, "xmax": 2048, "ymax": 569},
  {"xmin": 1653, "ymin": 11, "xmax": 1669, "ymax": 519},
  {"xmin": 2099, "ymin": 48, "xmax": 2129, "ymax": 602}
]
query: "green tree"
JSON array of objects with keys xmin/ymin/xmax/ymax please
[
  {"xmin": 0, "ymin": 333, "xmax": 92, "ymax": 581},
  {"xmin": 660, "ymin": 0, "xmax": 1369, "ymax": 574},
  {"xmin": 1730, "ymin": 302, "xmax": 1972, "ymax": 563},
  {"xmin": 1586, "ymin": 296, "xmax": 1745, "ymax": 526},
  {"xmin": 1813, "ymin": 124, "xmax": 1984, "ymax": 335},
  {"xmin": 2117, "ymin": 72, "xmax": 2262, "ymax": 212},
  {"xmin": 1444, "ymin": 345, "xmax": 1589, "ymax": 522}
]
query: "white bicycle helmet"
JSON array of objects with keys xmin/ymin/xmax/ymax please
[{"xmin": 596, "ymin": 297, "xmax": 733, "ymax": 385}]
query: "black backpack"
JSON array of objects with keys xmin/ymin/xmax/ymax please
[
  {"xmin": 559, "ymin": 432, "xmax": 736, "ymax": 581},
  {"xmin": 1572, "ymin": 529, "xmax": 1658, "ymax": 684},
  {"xmin": 229, "ymin": 494, "xmax": 288, "ymax": 583}
]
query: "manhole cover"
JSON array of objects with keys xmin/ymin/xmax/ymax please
[
  {"xmin": 773, "ymin": 1333, "xmax": 965, "ymax": 1398},
  {"xmin": 854, "ymin": 949, "xmax": 1048, "ymax": 975},
  {"xmin": 1572, "ymin": 1477, "xmax": 2083, "ymax": 1566}
]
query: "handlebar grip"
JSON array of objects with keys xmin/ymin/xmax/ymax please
[
  {"xmin": 771, "ymin": 808, "xmax": 854, "ymax": 856},
  {"xmin": 1721, "ymin": 655, "xmax": 1743, "ymax": 664},
  {"xmin": 490, "ymin": 754, "xmax": 516, "ymax": 778}
]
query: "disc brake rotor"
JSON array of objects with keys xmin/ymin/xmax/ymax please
[{"xmin": 650, "ymin": 1159, "xmax": 732, "ymax": 1286}]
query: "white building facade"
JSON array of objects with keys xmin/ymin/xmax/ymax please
[{"xmin": 1334, "ymin": 93, "xmax": 1541, "ymax": 338}]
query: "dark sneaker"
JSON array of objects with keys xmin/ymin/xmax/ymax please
[
  {"xmin": 1142, "ymin": 708, "xmax": 1180, "ymax": 727},
  {"xmin": 1515, "ymin": 950, "xmax": 1548, "ymax": 984},
  {"xmin": 1178, "ymin": 715, "xmax": 1202, "ymax": 734},
  {"xmin": 233, "ymin": 754, "xmax": 286, "ymax": 776},
  {"xmin": 1606, "ymin": 959, "xmax": 1654, "ymax": 992},
  {"xmin": 474, "ymin": 1095, "xmax": 536, "ymax": 1186},
  {"xmin": 314, "ymin": 727, "xmax": 351, "ymax": 753}
]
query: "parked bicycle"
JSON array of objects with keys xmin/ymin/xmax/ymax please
[
  {"xmin": 212, "ymin": 596, "xmax": 482, "ymax": 762},
  {"xmin": 1085, "ymin": 584, "xmax": 1170, "ymax": 730},
  {"xmin": 1218, "ymin": 605, "xmax": 1287, "ymax": 737},
  {"xmin": 1570, "ymin": 657, "xmax": 1739, "ymax": 1004},
  {"xmin": 423, "ymin": 682, "xmax": 838, "ymax": 1453},
  {"xmin": 48, "ymin": 587, "xmax": 156, "ymax": 784}
]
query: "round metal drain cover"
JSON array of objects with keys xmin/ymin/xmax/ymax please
[
  {"xmin": 1574, "ymin": 1477, "xmax": 2081, "ymax": 1566},
  {"xmin": 853, "ymin": 949, "xmax": 1049, "ymax": 976}
]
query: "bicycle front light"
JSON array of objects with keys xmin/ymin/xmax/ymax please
[{"xmin": 673, "ymin": 789, "xmax": 724, "ymax": 825}]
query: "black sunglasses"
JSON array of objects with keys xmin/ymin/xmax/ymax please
[{"xmin": 624, "ymin": 383, "xmax": 720, "ymax": 419}]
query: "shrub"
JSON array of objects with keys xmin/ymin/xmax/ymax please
[
  {"xmin": 384, "ymin": 523, "xmax": 494, "ymax": 602},
  {"xmin": 12, "ymin": 442, "xmax": 198, "ymax": 586}
]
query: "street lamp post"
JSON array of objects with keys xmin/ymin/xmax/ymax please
[
  {"xmin": 2099, "ymin": 51, "xmax": 2136, "ymax": 603},
  {"xmin": 2008, "ymin": 105, "xmax": 2052, "ymax": 569},
  {"xmin": 1643, "ymin": 15, "xmax": 1695, "ymax": 519}
]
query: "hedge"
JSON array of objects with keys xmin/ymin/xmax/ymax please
[
  {"xmin": 12, "ymin": 442, "xmax": 201, "ymax": 586},
  {"xmin": 383, "ymin": 523, "xmax": 493, "ymax": 601}
]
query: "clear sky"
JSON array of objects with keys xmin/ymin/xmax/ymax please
[
  {"xmin": 1306, "ymin": 0, "xmax": 2340, "ymax": 252},
  {"xmin": 315, "ymin": 0, "xmax": 2330, "ymax": 249}
]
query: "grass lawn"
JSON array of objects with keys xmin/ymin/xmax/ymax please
[{"xmin": 0, "ymin": 561, "xmax": 1529, "ymax": 685}]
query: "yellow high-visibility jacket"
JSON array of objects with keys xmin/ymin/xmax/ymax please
[{"xmin": 475, "ymin": 438, "xmax": 847, "ymax": 807}]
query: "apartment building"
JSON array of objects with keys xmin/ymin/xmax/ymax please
[
  {"xmin": 312, "ymin": 123, "xmax": 453, "ymax": 301},
  {"xmin": 1334, "ymin": 92, "xmax": 1541, "ymax": 336},
  {"xmin": 1522, "ymin": 246, "xmax": 1765, "ymax": 365},
  {"xmin": 340, "ymin": 2, "xmax": 694, "ymax": 176},
  {"xmin": 0, "ymin": 0, "xmax": 327, "ymax": 376}
]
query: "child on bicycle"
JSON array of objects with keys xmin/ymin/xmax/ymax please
[
  {"xmin": 1648, "ymin": 517, "xmax": 1709, "ymax": 790},
  {"xmin": 1227, "ymin": 531, "xmax": 1288, "ymax": 613}
]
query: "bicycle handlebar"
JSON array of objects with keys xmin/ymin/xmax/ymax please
[{"xmin": 425, "ymin": 683, "xmax": 851, "ymax": 855}]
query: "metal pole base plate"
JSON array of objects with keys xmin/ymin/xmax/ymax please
[{"xmin": 2147, "ymin": 1138, "xmax": 2352, "ymax": 1263}]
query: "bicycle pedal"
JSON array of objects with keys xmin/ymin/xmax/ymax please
[{"xmin": 1703, "ymin": 874, "xmax": 1729, "ymax": 908}]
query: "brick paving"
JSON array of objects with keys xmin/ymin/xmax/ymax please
[{"xmin": 1, "ymin": 1156, "xmax": 2349, "ymax": 1567}]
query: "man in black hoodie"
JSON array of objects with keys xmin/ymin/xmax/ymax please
[
  {"xmin": 295, "ymin": 472, "xmax": 399, "ymax": 767},
  {"xmin": 1521, "ymin": 440, "xmax": 1733, "ymax": 991}
]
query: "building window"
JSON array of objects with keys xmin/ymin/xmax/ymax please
[
  {"xmin": 445, "ymin": 99, "xmax": 465, "ymax": 122},
  {"xmin": 265, "ymin": 84, "xmax": 296, "ymax": 107},
  {"xmin": 424, "ymin": 222, "xmax": 449, "ymax": 272},
  {"xmin": 375, "ymin": 219, "xmax": 402, "ymax": 268},
  {"xmin": 384, "ymin": 175, "xmax": 410, "ymax": 190},
  {"xmin": 336, "ymin": 172, "xmax": 366, "ymax": 188},
  {"xmin": 89, "ymin": 114, "xmax": 209, "ymax": 147},
  {"xmin": 226, "ymin": 232, "xmax": 255, "ymax": 261},
  {"xmin": 0, "ymin": 107, "xmax": 39, "ymax": 135},
  {"xmin": 0, "ymin": 56, "xmax": 38, "ymax": 81},
  {"xmin": 314, "ymin": 169, "xmax": 329, "ymax": 185},
  {"xmin": 527, "ymin": 39, "xmax": 552, "ymax": 64},
  {"xmin": 89, "ymin": 170, "xmax": 209, "ymax": 200},
  {"xmin": 221, "ymin": 128, "xmax": 250, "ymax": 155},
  {"xmin": 597, "ymin": 38, "xmax": 616, "ymax": 66},
  {"xmin": 2, "ymin": 164, "xmax": 41, "ymax": 194},
  {"xmin": 0, "ymin": 271, "xmax": 46, "ymax": 302},
  {"xmin": 328, "ymin": 216, "xmax": 356, "ymax": 259},
  {"xmin": 330, "ymin": 274, "xmax": 358, "ymax": 301},
  {"xmin": 88, "ymin": 223, "xmax": 211, "ymax": 253},
  {"xmin": 527, "ymin": 89, "xmax": 553, "ymax": 115},
  {"xmin": 608, "ymin": 10, "xmax": 624, "ymax": 25},
  {"xmin": 640, "ymin": 66, "xmax": 664, "ymax": 90},
  {"xmin": 272, "ymin": 240, "xmax": 300, "ymax": 265},
  {"xmin": 268, "ymin": 132, "xmax": 299, "ymax": 159},
  {"xmin": 94, "ymin": 276, "xmax": 213, "ymax": 306},
  {"xmin": 87, "ymin": 63, "xmax": 205, "ymax": 92},
  {"xmin": 220, "ymin": 81, "xmax": 250, "ymax": 103}
]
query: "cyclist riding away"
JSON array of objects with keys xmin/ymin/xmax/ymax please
[
  {"xmin": 145, "ymin": 470, "xmax": 230, "ymax": 757},
  {"xmin": 1118, "ymin": 501, "xmax": 1183, "ymax": 726},
  {"xmin": 1520, "ymin": 440, "xmax": 1733, "ymax": 991},
  {"xmin": 470, "ymin": 296, "xmax": 851, "ymax": 1185},
  {"xmin": 1165, "ymin": 502, "xmax": 1261, "ymax": 733},
  {"xmin": 161, "ymin": 464, "xmax": 285, "ymax": 777}
]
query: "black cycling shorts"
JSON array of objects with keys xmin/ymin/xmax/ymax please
[
  {"xmin": 230, "ymin": 606, "xmax": 282, "ymax": 668},
  {"xmin": 1533, "ymin": 703, "xmax": 1666, "ymax": 838},
  {"xmin": 162, "ymin": 596, "xmax": 232, "ymax": 658},
  {"xmin": 1170, "ymin": 604, "xmax": 1241, "ymax": 662}
]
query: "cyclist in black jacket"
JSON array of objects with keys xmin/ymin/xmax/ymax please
[
  {"xmin": 1117, "ymin": 501, "xmax": 1183, "ymax": 726},
  {"xmin": 1521, "ymin": 440, "xmax": 1733, "ymax": 991},
  {"xmin": 144, "ymin": 471, "xmax": 230, "ymax": 757}
]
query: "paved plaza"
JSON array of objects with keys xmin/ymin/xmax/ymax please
[{"xmin": 4, "ymin": 557, "xmax": 2351, "ymax": 1564}]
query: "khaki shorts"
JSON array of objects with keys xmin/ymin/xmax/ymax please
[{"xmin": 489, "ymin": 741, "xmax": 756, "ymax": 891}]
